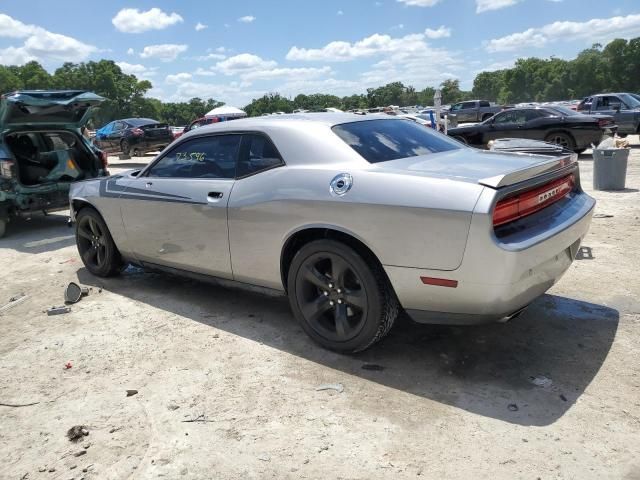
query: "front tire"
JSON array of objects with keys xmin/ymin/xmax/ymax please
[
  {"xmin": 545, "ymin": 132, "xmax": 575, "ymax": 150},
  {"xmin": 75, "ymin": 207, "xmax": 123, "ymax": 277},
  {"xmin": 120, "ymin": 139, "xmax": 131, "ymax": 156},
  {"xmin": 287, "ymin": 239, "xmax": 399, "ymax": 353}
]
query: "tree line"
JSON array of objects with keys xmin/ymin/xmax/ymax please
[{"xmin": 1, "ymin": 37, "xmax": 638, "ymax": 124}]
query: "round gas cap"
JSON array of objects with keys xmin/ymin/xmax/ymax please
[{"xmin": 330, "ymin": 173, "xmax": 353, "ymax": 196}]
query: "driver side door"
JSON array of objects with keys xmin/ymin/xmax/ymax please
[
  {"xmin": 483, "ymin": 110, "xmax": 521, "ymax": 144},
  {"xmin": 118, "ymin": 133, "xmax": 242, "ymax": 278}
]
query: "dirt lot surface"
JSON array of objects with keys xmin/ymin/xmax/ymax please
[{"xmin": 1, "ymin": 143, "xmax": 639, "ymax": 480}]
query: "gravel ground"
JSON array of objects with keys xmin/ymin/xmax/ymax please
[{"xmin": 0, "ymin": 142, "xmax": 639, "ymax": 480}]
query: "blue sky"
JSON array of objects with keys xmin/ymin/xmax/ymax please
[{"xmin": 1, "ymin": 0, "xmax": 639, "ymax": 106}]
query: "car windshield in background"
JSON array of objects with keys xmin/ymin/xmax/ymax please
[
  {"xmin": 128, "ymin": 118, "xmax": 158, "ymax": 127},
  {"xmin": 546, "ymin": 106, "xmax": 579, "ymax": 116},
  {"xmin": 332, "ymin": 119, "xmax": 460, "ymax": 163}
]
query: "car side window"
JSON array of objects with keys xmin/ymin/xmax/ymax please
[
  {"xmin": 450, "ymin": 103, "xmax": 462, "ymax": 112},
  {"xmin": 461, "ymin": 101, "xmax": 476, "ymax": 109},
  {"xmin": 146, "ymin": 135, "xmax": 241, "ymax": 179},
  {"xmin": 493, "ymin": 111, "xmax": 514, "ymax": 124},
  {"xmin": 479, "ymin": 101, "xmax": 491, "ymax": 107},
  {"xmin": 237, "ymin": 134, "xmax": 284, "ymax": 178},
  {"xmin": 524, "ymin": 110, "xmax": 541, "ymax": 121}
]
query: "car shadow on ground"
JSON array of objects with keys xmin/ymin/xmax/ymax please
[
  {"xmin": 77, "ymin": 267, "xmax": 619, "ymax": 427},
  {"xmin": 0, "ymin": 212, "xmax": 74, "ymax": 254}
]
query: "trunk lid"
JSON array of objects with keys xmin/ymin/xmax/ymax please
[
  {"xmin": 0, "ymin": 90, "xmax": 105, "ymax": 129},
  {"xmin": 376, "ymin": 148, "xmax": 577, "ymax": 189}
]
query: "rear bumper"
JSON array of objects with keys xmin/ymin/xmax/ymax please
[
  {"xmin": 385, "ymin": 190, "xmax": 595, "ymax": 325},
  {"xmin": 131, "ymin": 136, "xmax": 172, "ymax": 151}
]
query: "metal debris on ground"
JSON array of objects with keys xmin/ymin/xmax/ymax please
[
  {"xmin": 258, "ymin": 454, "xmax": 271, "ymax": 462},
  {"xmin": 529, "ymin": 375, "xmax": 553, "ymax": 388},
  {"xmin": 0, "ymin": 293, "xmax": 28, "ymax": 314},
  {"xmin": 508, "ymin": 404, "xmax": 519, "ymax": 412},
  {"xmin": 47, "ymin": 306, "xmax": 71, "ymax": 316},
  {"xmin": 64, "ymin": 362, "xmax": 72, "ymax": 369},
  {"xmin": 315, "ymin": 383, "xmax": 344, "ymax": 394},
  {"xmin": 126, "ymin": 389, "xmax": 138, "ymax": 397},
  {"xmin": 64, "ymin": 282, "xmax": 90, "ymax": 304},
  {"xmin": 74, "ymin": 450, "xmax": 87, "ymax": 457},
  {"xmin": 66, "ymin": 425, "xmax": 89, "ymax": 442},
  {"xmin": 593, "ymin": 214, "xmax": 614, "ymax": 219}
]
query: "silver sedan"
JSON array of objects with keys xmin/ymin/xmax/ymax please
[{"xmin": 70, "ymin": 114, "xmax": 595, "ymax": 352}]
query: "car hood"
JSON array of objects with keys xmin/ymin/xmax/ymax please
[
  {"xmin": 0, "ymin": 90, "xmax": 105, "ymax": 129},
  {"xmin": 375, "ymin": 147, "xmax": 576, "ymax": 188}
]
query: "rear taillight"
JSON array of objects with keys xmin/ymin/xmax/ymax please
[
  {"xmin": 0, "ymin": 159, "xmax": 15, "ymax": 178},
  {"xmin": 493, "ymin": 174, "xmax": 575, "ymax": 227},
  {"xmin": 131, "ymin": 128, "xmax": 144, "ymax": 136},
  {"xmin": 597, "ymin": 118, "xmax": 612, "ymax": 127}
]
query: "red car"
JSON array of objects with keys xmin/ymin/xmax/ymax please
[{"xmin": 173, "ymin": 117, "xmax": 221, "ymax": 140}]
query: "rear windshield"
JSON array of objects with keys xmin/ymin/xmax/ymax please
[
  {"xmin": 127, "ymin": 118, "xmax": 158, "ymax": 127},
  {"xmin": 332, "ymin": 119, "xmax": 460, "ymax": 163}
]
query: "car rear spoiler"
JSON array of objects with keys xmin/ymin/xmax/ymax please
[{"xmin": 478, "ymin": 152, "xmax": 577, "ymax": 188}]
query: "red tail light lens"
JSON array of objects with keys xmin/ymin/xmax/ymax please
[
  {"xmin": 597, "ymin": 118, "xmax": 612, "ymax": 127},
  {"xmin": 131, "ymin": 128, "xmax": 144, "ymax": 136},
  {"xmin": 493, "ymin": 174, "xmax": 575, "ymax": 227}
]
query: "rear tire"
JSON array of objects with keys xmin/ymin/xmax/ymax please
[
  {"xmin": 0, "ymin": 218, "xmax": 6, "ymax": 238},
  {"xmin": 453, "ymin": 135, "xmax": 468, "ymax": 145},
  {"xmin": 75, "ymin": 207, "xmax": 123, "ymax": 277},
  {"xmin": 574, "ymin": 148, "xmax": 587, "ymax": 154},
  {"xmin": 287, "ymin": 239, "xmax": 399, "ymax": 353},
  {"xmin": 545, "ymin": 131, "xmax": 575, "ymax": 150}
]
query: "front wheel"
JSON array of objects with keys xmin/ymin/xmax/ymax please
[
  {"xmin": 545, "ymin": 132, "xmax": 575, "ymax": 150},
  {"xmin": 287, "ymin": 239, "xmax": 399, "ymax": 353},
  {"xmin": 75, "ymin": 207, "xmax": 123, "ymax": 277},
  {"xmin": 120, "ymin": 139, "xmax": 131, "ymax": 156}
]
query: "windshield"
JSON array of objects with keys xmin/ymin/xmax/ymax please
[
  {"xmin": 545, "ymin": 106, "xmax": 579, "ymax": 116},
  {"xmin": 127, "ymin": 118, "xmax": 158, "ymax": 127},
  {"xmin": 332, "ymin": 119, "xmax": 461, "ymax": 164},
  {"xmin": 619, "ymin": 93, "xmax": 640, "ymax": 108}
]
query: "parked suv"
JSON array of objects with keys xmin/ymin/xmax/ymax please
[
  {"xmin": 577, "ymin": 93, "xmax": 640, "ymax": 136},
  {"xmin": 94, "ymin": 118, "xmax": 173, "ymax": 157},
  {"xmin": 448, "ymin": 100, "xmax": 508, "ymax": 123},
  {"xmin": 0, "ymin": 90, "xmax": 109, "ymax": 237}
]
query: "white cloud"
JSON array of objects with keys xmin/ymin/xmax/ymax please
[
  {"xmin": 0, "ymin": 14, "xmax": 95, "ymax": 65},
  {"xmin": 140, "ymin": 44, "xmax": 188, "ymax": 62},
  {"xmin": 215, "ymin": 47, "xmax": 226, "ymax": 53},
  {"xmin": 112, "ymin": 8, "xmax": 183, "ymax": 33},
  {"xmin": 287, "ymin": 32, "xmax": 440, "ymax": 62},
  {"xmin": 337, "ymin": 10, "xmax": 344, "ymax": 15},
  {"xmin": 391, "ymin": 24, "xmax": 405, "ymax": 30},
  {"xmin": 126, "ymin": 47, "xmax": 134, "ymax": 55},
  {"xmin": 424, "ymin": 26, "xmax": 451, "ymax": 39},
  {"xmin": 165, "ymin": 72, "xmax": 193, "ymax": 84},
  {"xmin": 396, "ymin": 0, "xmax": 442, "ymax": 6},
  {"xmin": 195, "ymin": 22, "xmax": 208, "ymax": 31},
  {"xmin": 116, "ymin": 61, "xmax": 157, "ymax": 79},
  {"xmin": 238, "ymin": 16, "xmax": 256, "ymax": 23},
  {"xmin": 242, "ymin": 66, "xmax": 333, "ymax": 83},
  {"xmin": 476, "ymin": 0, "xmax": 522, "ymax": 13},
  {"xmin": 216, "ymin": 53, "xmax": 277, "ymax": 75},
  {"xmin": 486, "ymin": 13, "xmax": 640, "ymax": 52},
  {"xmin": 195, "ymin": 53, "xmax": 226, "ymax": 61},
  {"xmin": 194, "ymin": 68, "xmax": 217, "ymax": 77}
]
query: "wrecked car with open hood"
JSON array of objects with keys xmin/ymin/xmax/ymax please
[{"xmin": 0, "ymin": 90, "xmax": 109, "ymax": 237}]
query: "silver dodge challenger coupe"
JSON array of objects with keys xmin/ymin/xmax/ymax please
[{"xmin": 70, "ymin": 114, "xmax": 595, "ymax": 352}]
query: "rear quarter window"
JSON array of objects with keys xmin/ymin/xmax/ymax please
[{"xmin": 332, "ymin": 119, "xmax": 460, "ymax": 164}]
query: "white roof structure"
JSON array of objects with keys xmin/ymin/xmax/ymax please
[{"xmin": 205, "ymin": 105, "xmax": 247, "ymax": 118}]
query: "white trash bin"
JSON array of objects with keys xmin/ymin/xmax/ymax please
[{"xmin": 592, "ymin": 148, "xmax": 629, "ymax": 191}]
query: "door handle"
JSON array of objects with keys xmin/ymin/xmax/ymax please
[
  {"xmin": 207, "ymin": 192, "xmax": 224, "ymax": 200},
  {"xmin": 146, "ymin": 182, "xmax": 153, "ymax": 188}
]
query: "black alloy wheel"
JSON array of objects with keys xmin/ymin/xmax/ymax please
[
  {"xmin": 288, "ymin": 239, "xmax": 399, "ymax": 352},
  {"xmin": 75, "ymin": 208, "xmax": 123, "ymax": 277}
]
